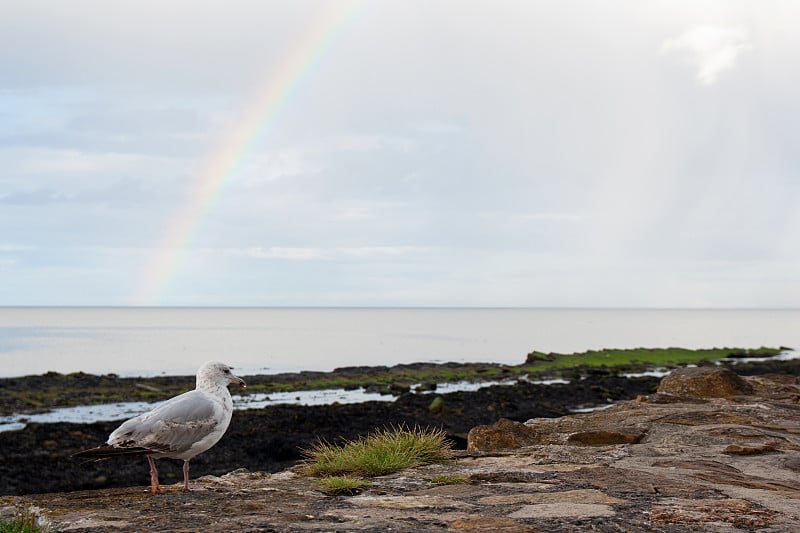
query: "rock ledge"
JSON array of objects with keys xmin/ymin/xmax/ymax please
[{"xmin": 2, "ymin": 368, "xmax": 799, "ymax": 532}]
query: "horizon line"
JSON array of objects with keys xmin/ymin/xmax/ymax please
[{"xmin": 2, "ymin": 305, "xmax": 798, "ymax": 311}]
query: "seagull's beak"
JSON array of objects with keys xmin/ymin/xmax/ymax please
[{"xmin": 226, "ymin": 367, "xmax": 246, "ymax": 388}]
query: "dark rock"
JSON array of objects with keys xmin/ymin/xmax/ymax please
[
  {"xmin": 333, "ymin": 365, "xmax": 389, "ymax": 375},
  {"xmin": 566, "ymin": 430, "xmax": 643, "ymax": 446},
  {"xmin": 428, "ymin": 396, "xmax": 446, "ymax": 413},
  {"xmin": 525, "ymin": 351, "xmax": 556, "ymax": 364},
  {"xmin": 363, "ymin": 384, "xmax": 384, "ymax": 394},
  {"xmin": 388, "ymin": 382, "xmax": 411, "ymax": 395},
  {"xmin": 415, "ymin": 382, "xmax": 437, "ymax": 392}
]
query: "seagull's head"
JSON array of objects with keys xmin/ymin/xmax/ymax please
[{"xmin": 197, "ymin": 361, "xmax": 247, "ymax": 389}]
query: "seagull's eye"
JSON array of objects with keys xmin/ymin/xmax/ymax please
[{"xmin": 223, "ymin": 368, "xmax": 230, "ymax": 374}]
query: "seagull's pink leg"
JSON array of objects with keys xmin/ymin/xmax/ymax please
[
  {"xmin": 182, "ymin": 460, "xmax": 191, "ymax": 492},
  {"xmin": 147, "ymin": 456, "xmax": 163, "ymax": 494}
]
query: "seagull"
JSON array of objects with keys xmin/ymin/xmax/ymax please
[{"xmin": 74, "ymin": 361, "xmax": 246, "ymax": 494}]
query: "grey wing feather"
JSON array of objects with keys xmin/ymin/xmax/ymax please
[{"xmin": 109, "ymin": 390, "xmax": 222, "ymax": 454}]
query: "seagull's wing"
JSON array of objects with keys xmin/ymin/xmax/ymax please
[{"xmin": 108, "ymin": 389, "xmax": 223, "ymax": 455}]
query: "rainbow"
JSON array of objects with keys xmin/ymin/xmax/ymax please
[{"xmin": 133, "ymin": 1, "xmax": 362, "ymax": 306}]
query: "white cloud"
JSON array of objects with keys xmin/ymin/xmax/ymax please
[
  {"xmin": 513, "ymin": 212, "xmax": 588, "ymax": 223},
  {"xmin": 330, "ymin": 134, "xmax": 416, "ymax": 153},
  {"xmin": 211, "ymin": 246, "xmax": 425, "ymax": 261},
  {"xmin": 332, "ymin": 202, "xmax": 410, "ymax": 221},
  {"xmin": 0, "ymin": 147, "xmax": 186, "ymax": 183},
  {"xmin": 222, "ymin": 247, "xmax": 329, "ymax": 261},
  {"xmin": 661, "ymin": 26, "xmax": 753, "ymax": 85},
  {"xmin": 337, "ymin": 246, "xmax": 426, "ymax": 257},
  {"xmin": 237, "ymin": 150, "xmax": 322, "ymax": 185},
  {"xmin": 0, "ymin": 244, "xmax": 36, "ymax": 252}
]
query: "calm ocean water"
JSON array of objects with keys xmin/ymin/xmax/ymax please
[{"xmin": 0, "ymin": 307, "xmax": 797, "ymax": 378}]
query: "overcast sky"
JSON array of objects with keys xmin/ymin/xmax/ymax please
[{"xmin": 1, "ymin": 0, "xmax": 798, "ymax": 307}]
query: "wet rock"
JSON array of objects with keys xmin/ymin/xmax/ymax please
[
  {"xmin": 389, "ymin": 382, "xmax": 411, "ymax": 395},
  {"xmin": 428, "ymin": 396, "xmax": 446, "ymax": 413},
  {"xmin": 657, "ymin": 366, "xmax": 754, "ymax": 398},
  {"xmin": 415, "ymin": 382, "xmax": 438, "ymax": 392}
]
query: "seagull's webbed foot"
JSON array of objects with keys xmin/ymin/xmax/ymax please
[
  {"xmin": 182, "ymin": 459, "xmax": 191, "ymax": 492},
  {"xmin": 147, "ymin": 456, "xmax": 164, "ymax": 495}
]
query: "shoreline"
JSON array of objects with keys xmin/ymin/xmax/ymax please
[
  {"xmin": 1, "ymin": 347, "xmax": 790, "ymax": 416},
  {"xmin": 1, "ymin": 356, "xmax": 798, "ymax": 496}
]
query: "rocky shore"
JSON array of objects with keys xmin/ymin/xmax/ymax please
[
  {"xmin": 1, "ymin": 372, "xmax": 661, "ymax": 496},
  {"xmin": 1, "ymin": 363, "xmax": 799, "ymax": 532}
]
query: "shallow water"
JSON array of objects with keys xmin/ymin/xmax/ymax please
[
  {"xmin": 1, "ymin": 352, "xmax": 792, "ymax": 432},
  {"xmin": 0, "ymin": 377, "xmax": 576, "ymax": 432}
]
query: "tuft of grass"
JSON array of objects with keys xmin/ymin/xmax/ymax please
[
  {"xmin": 430, "ymin": 474, "xmax": 469, "ymax": 485},
  {"xmin": 0, "ymin": 507, "xmax": 51, "ymax": 533},
  {"xmin": 302, "ymin": 425, "xmax": 454, "ymax": 477},
  {"xmin": 316, "ymin": 476, "xmax": 371, "ymax": 495}
]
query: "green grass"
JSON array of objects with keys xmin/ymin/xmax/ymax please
[
  {"xmin": 0, "ymin": 508, "xmax": 51, "ymax": 533},
  {"xmin": 316, "ymin": 476, "xmax": 372, "ymax": 495},
  {"xmin": 302, "ymin": 425, "xmax": 454, "ymax": 477},
  {"xmin": 521, "ymin": 346, "xmax": 783, "ymax": 374}
]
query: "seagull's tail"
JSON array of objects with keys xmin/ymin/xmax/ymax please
[{"xmin": 73, "ymin": 445, "xmax": 152, "ymax": 461}]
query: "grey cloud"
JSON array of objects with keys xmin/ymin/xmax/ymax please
[
  {"xmin": 1, "ymin": 177, "xmax": 159, "ymax": 205},
  {"xmin": 0, "ymin": 96, "xmax": 213, "ymax": 157},
  {"xmin": 0, "ymin": 2, "xmax": 319, "ymax": 92},
  {"xmin": 0, "ymin": 188, "xmax": 72, "ymax": 205},
  {"xmin": 1, "ymin": 1, "xmax": 799, "ymax": 306}
]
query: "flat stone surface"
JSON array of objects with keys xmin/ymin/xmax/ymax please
[
  {"xmin": 478, "ymin": 489, "xmax": 625, "ymax": 506},
  {"xmin": 448, "ymin": 516, "xmax": 538, "ymax": 531},
  {"xmin": 509, "ymin": 503, "xmax": 616, "ymax": 519},
  {"xmin": 2, "ymin": 370, "xmax": 799, "ymax": 532}
]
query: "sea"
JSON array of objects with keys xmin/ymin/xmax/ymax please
[{"xmin": 1, "ymin": 307, "xmax": 798, "ymax": 378}]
